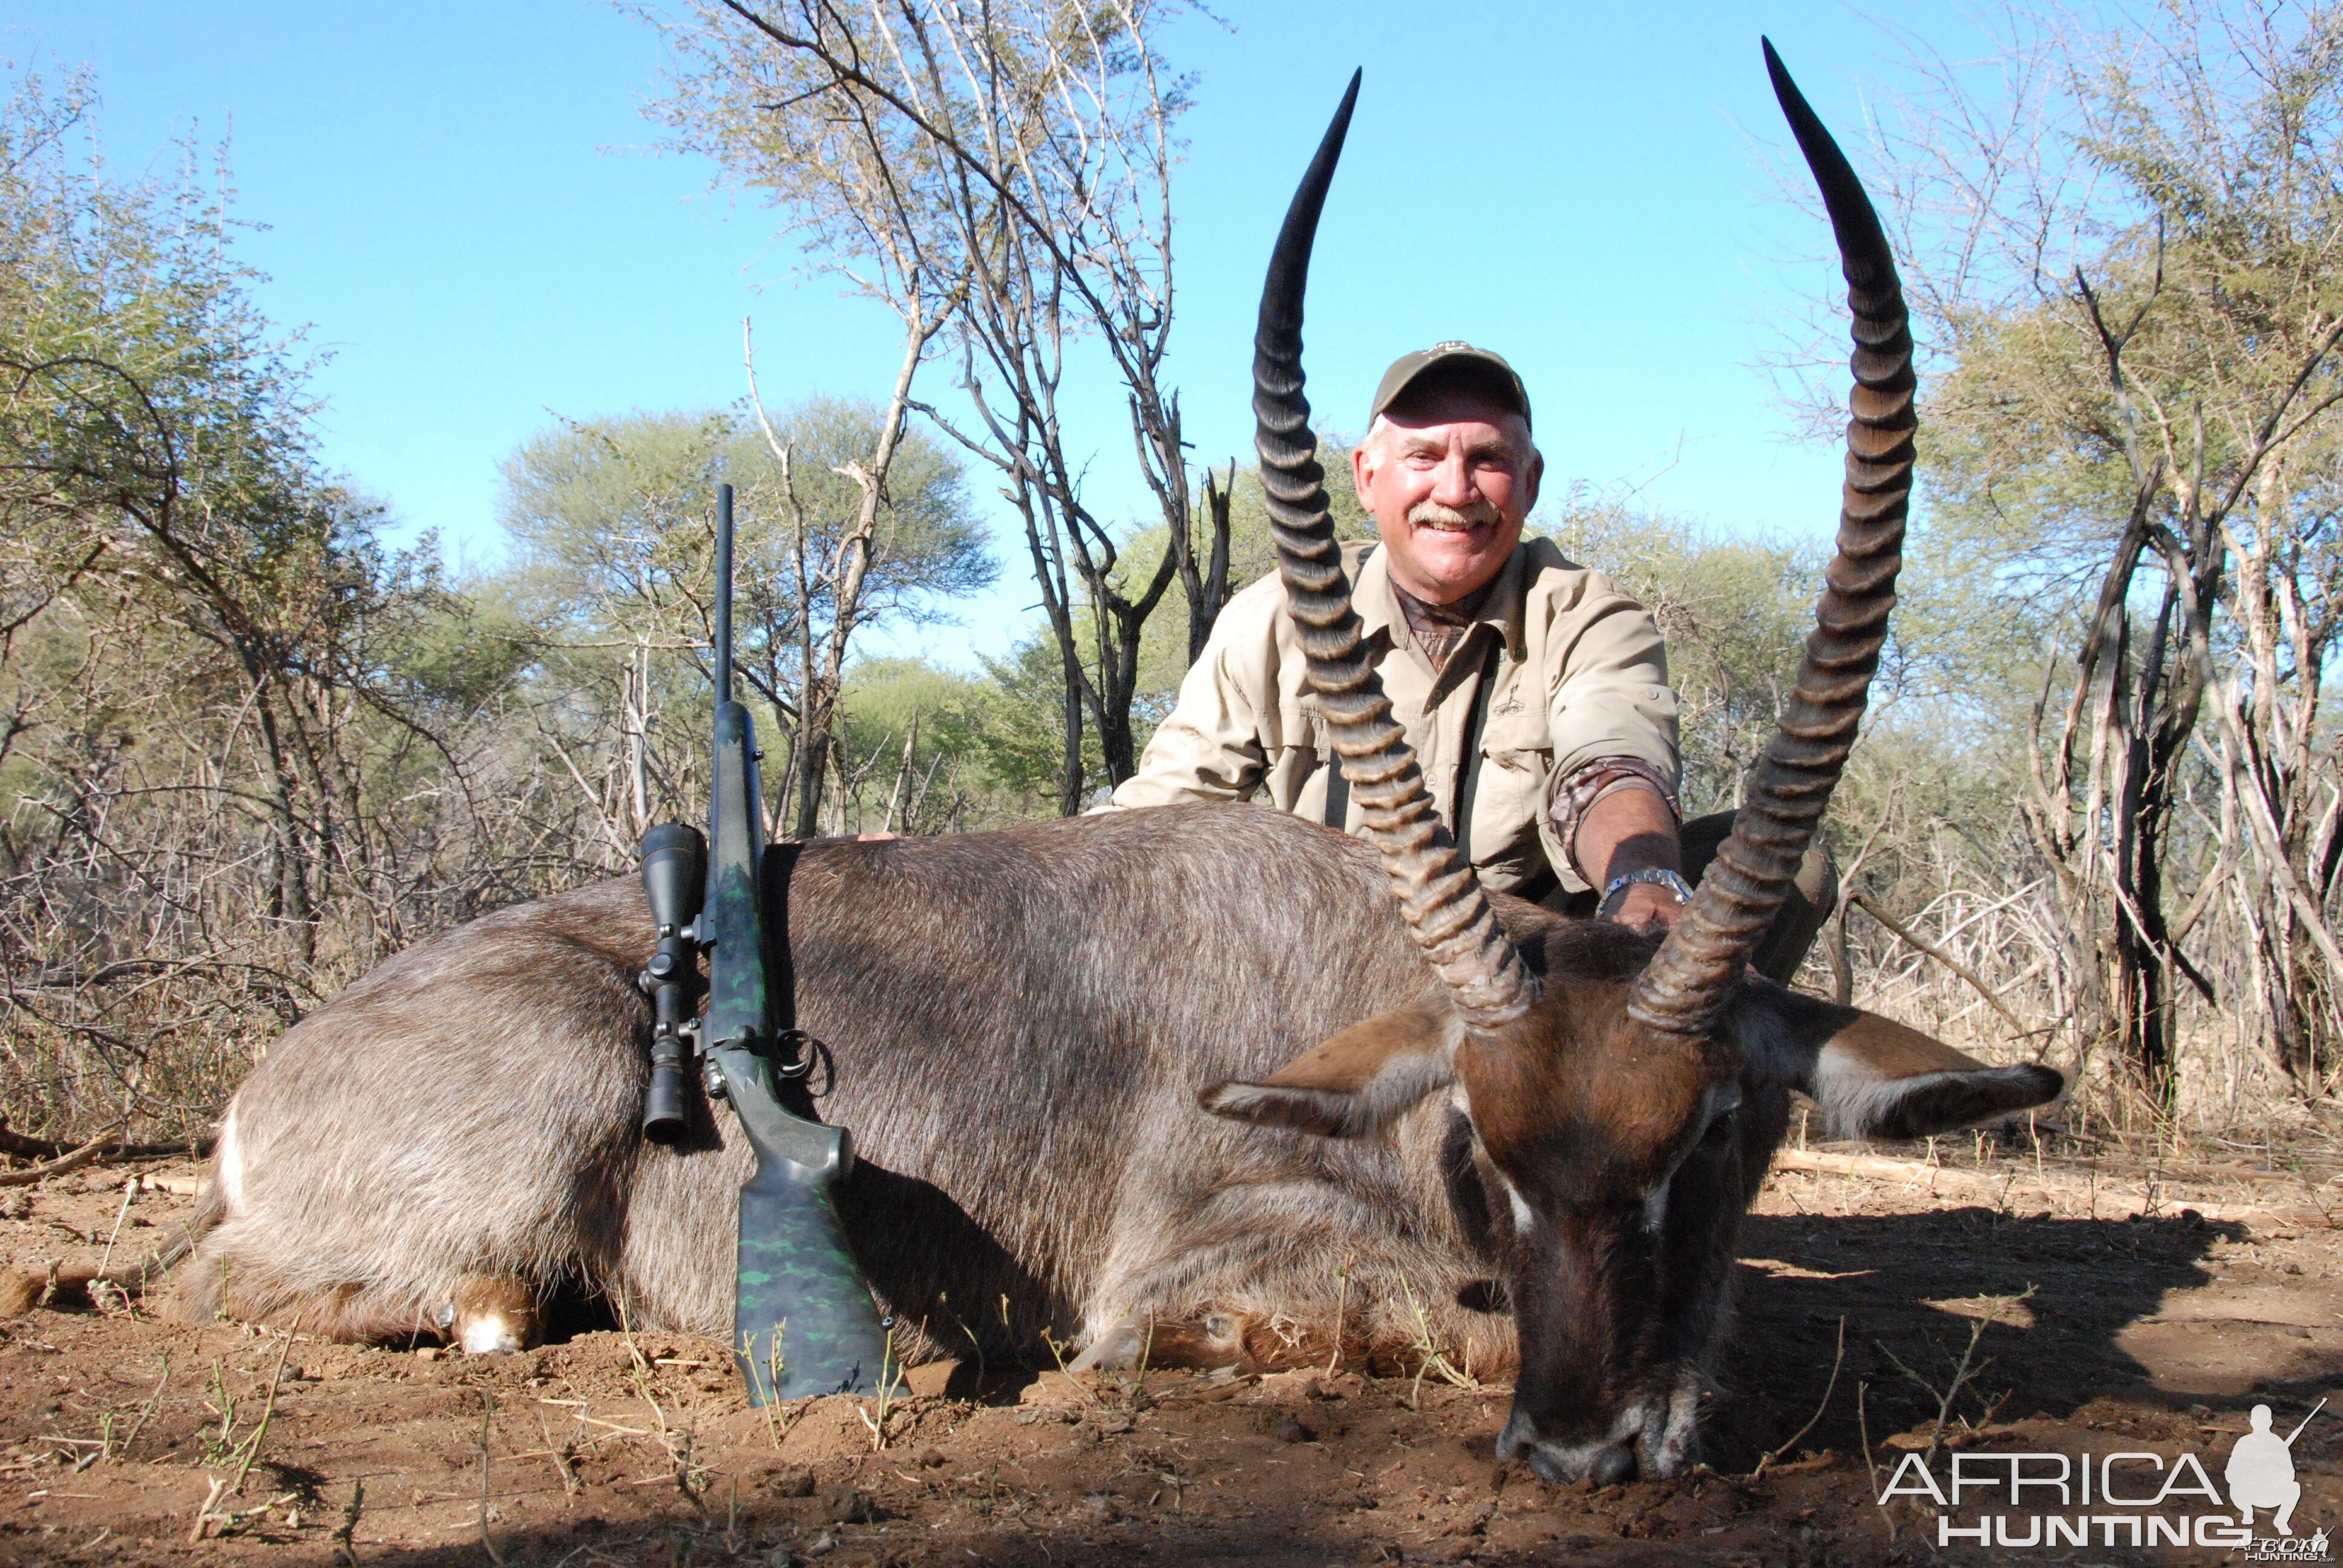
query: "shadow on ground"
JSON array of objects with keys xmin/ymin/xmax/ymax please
[{"xmin": 1703, "ymin": 1206, "xmax": 2338, "ymax": 1468}]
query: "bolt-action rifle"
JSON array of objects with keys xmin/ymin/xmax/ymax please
[{"xmin": 635, "ymin": 481, "xmax": 892, "ymax": 1403}]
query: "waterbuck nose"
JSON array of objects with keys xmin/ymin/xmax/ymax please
[
  {"xmin": 1496, "ymin": 1410, "xmax": 1639, "ymax": 1486},
  {"xmin": 1532, "ymin": 1439, "xmax": 1634, "ymax": 1488}
]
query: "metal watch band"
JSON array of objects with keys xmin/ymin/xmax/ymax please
[{"xmin": 1599, "ymin": 867, "xmax": 1694, "ymax": 916}]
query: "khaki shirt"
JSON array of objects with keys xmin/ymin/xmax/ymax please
[{"xmin": 1106, "ymin": 538, "xmax": 1679, "ymax": 896}]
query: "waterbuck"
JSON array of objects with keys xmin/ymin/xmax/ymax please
[{"xmin": 171, "ymin": 50, "xmax": 2059, "ymax": 1485}]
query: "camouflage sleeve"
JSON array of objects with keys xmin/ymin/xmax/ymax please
[{"xmin": 1545, "ymin": 758, "xmax": 1682, "ymax": 880}]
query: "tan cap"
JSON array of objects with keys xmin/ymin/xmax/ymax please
[{"xmin": 1369, "ymin": 342, "xmax": 1532, "ymax": 430}]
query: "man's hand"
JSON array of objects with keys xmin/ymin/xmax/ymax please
[
  {"xmin": 1609, "ymin": 878, "xmax": 1683, "ymax": 931},
  {"xmin": 1571, "ymin": 786, "xmax": 1685, "ymax": 932}
]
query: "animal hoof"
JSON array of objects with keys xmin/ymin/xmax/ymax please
[{"xmin": 442, "ymin": 1275, "xmax": 539, "ymax": 1356}]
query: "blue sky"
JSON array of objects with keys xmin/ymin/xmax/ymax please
[{"xmin": 3, "ymin": 2, "xmax": 1933, "ymax": 668}]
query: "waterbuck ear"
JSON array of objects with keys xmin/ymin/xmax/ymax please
[
  {"xmin": 1748, "ymin": 990, "xmax": 2063, "ymax": 1141},
  {"xmin": 1199, "ymin": 1002, "xmax": 1455, "ymax": 1138}
]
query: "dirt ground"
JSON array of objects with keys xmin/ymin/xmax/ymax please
[{"xmin": 0, "ymin": 1135, "xmax": 2338, "ymax": 1567}]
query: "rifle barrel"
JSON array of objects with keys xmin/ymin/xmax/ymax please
[{"xmin": 716, "ymin": 482, "xmax": 735, "ymax": 706}]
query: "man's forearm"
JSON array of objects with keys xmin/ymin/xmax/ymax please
[{"xmin": 1571, "ymin": 786, "xmax": 1683, "ymax": 929}]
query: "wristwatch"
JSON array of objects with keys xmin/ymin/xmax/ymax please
[{"xmin": 1599, "ymin": 867, "xmax": 1694, "ymax": 918}]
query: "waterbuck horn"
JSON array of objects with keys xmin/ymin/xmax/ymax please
[
  {"xmin": 1255, "ymin": 70, "xmax": 1536, "ymax": 1034},
  {"xmin": 1628, "ymin": 40, "xmax": 1915, "ymax": 1039}
]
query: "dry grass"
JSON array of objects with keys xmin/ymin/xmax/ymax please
[{"xmin": 1794, "ymin": 863, "xmax": 2343, "ymax": 1164}]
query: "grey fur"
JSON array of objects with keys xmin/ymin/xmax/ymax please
[{"xmin": 182, "ymin": 808, "xmax": 1502, "ymax": 1365}]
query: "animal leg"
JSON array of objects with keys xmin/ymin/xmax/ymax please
[
  {"xmin": 185, "ymin": 1272, "xmax": 437, "ymax": 1343},
  {"xmin": 1068, "ymin": 1309, "xmax": 1254, "ymax": 1373},
  {"xmin": 1080, "ymin": 1175, "xmax": 1512, "ymax": 1380}
]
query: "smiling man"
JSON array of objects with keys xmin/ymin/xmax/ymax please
[{"xmin": 1109, "ymin": 344, "xmax": 1705, "ymax": 930}]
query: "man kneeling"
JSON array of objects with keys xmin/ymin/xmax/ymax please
[{"xmin": 1107, "ymin": 342, "xmax": 1832, "ymax": 970}]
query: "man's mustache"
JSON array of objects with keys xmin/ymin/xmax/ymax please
[{"xmin": 1407, "ymin": 500, "xmax": 1502, "ymax": 532}]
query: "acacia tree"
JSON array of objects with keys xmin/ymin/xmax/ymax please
[
  {"xmin": 0, "ymin": 65, "xmax": 509, "ymax": 1135},
  {"xmin": 643, "ymin": 0, "xmax": 986, "ymax": 832},
  {"xmin": 0, "ymin": 65, "xmax": 449, "ymax": 970},
  {"xmin": 499, "ymin": 401, "xmax": 989, "ymax": 840},
  {"xmin": 649, "ymin": 0, "xmax": 1223, "ymax": 812},
  {"xmin": 1853, "ymin": 1, "xmax": 2343, "ymax": 1105},
  {"xmin": 0, "ymin": 64, "xmax": 1013, "ymax": 1144},
  {"xmin": 749, "ymin": 327, "xmax": 968, "ymax": 836}
]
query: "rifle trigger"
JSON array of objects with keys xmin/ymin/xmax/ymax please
[{"xmin": 774, "ymin": 1028, "xmax": 816, "ymax": 1079}]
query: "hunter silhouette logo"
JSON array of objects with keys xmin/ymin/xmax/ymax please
[{"xmin": 2227, "ymin": 1400, "xmax": 2321, "ymax": 1536}]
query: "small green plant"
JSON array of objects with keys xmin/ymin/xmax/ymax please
[
  {"xmin": 669, "ymin": 1419, "xmax": 701, "ymax": 1500},
  {"xmin": 199, "ymin": 1362, "xmax": 239, "ymax": 1466},
  {"xmin": 741, "ymin": 1321, "xmax": 790, "ymax": 1450},
  {"xmin": 230, "ymin": 1331, "xmax": 293, "ymax": 1495},
  {"xmin": 940, "ymin": 1290, "xmax": 985, "ymax": 1389},
  {"xmin": 856, "ymin": 1328, "xmax": 908, "ymax": 1451}
]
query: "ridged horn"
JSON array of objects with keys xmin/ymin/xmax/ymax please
[
  {"xmin": 1255, "ymin": 70, "xmax": 1536, "ymax": 1035},
  {"xmin": 1628, "ymin": 39, "xmax": 1915, "ymax": 1039}
]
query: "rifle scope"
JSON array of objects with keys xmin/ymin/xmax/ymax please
[{"xmin": 639, "ymin": 820, "xmax": 707, "ymax": 1142}]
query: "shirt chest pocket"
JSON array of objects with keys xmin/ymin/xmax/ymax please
[
  {"xmin": 1464, "ymin": 701, "xmax": 1550, "ymax": 857},
  {"xmin": 1478, "ymin": 704, "xmax": 1552, "ymax": 779},
  {"xmin": 1273, "ymin": 698, "xmax": 1323, "ymax": 754}
]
